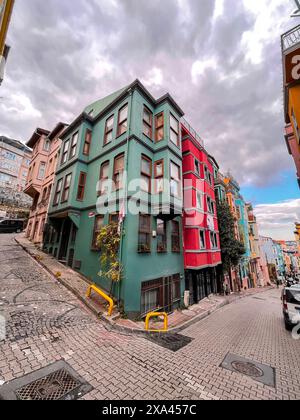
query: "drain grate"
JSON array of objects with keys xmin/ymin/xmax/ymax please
[
  {"xmin": 252, "ymin": 297, "xmax": 266, "ymax": 301},
  {"xmin": 221, "ymin": 353, "xmax": 276, "ymax": 388},
  {"xmin": 0, "ymin": 361, "xmax": 93, "ymax": 400},
  {"xmin": 145, "ymin": 333, "xmax": 193, "ymax": 352}
]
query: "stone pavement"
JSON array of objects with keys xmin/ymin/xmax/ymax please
[{"xmin": 1, "ymin": 234, "xmax": 300, "ymax": 400}]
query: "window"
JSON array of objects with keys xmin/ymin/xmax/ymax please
[
  {"xmin": 210, "ymin": 232, "xmax": 218, "ymax": 249},
  {"xmin": 117, "ymin": 104, "xmax": 128, "ymax": 136},
  {"xmin": 43, "ymin": 139, "xmax": 51, "ymax": 152},
  {"xmin": 138, "ymin": 214, "xmax": 151, "ymax": 253},
  {"xmin": 172, "ymin": 274, "xmax": 181, "ymax": 302},
  {"xmin": 204, "ymin": 166, "xmax": 212, "ymax": 185},
  {"xmin": 39, "ymin": 218, "xmax": 46, "ymax": 235},
  {"xmin": 155, "ymin": 112, "xmax": 164, "ymax": 142},
  {"xmin": 195, "ymin": 159, "xmax": 200, "ymax": 176},
  {"xmin": 143, "ymin": 106, "xmax": 153, "ymax": 138},
  {"xmin": 61, "ymin": 174, "xmax": 72, "ymax": 203},
  {"xmin": 157, "ymin": 218, "xmax": 167, "ymax": 253},
  {"xmin": 77, "ymin": 172, "xmax": 87, "ymax": 201},
  {"xmin": 199, "ymin": 230, "xmax": 206, "ymax": 250},
  {"xmin": 70, "ymin": 132, "xmax": 78, "ymax": 159},
  {"xmin": 141, "ymin": 279, "xmax": 162, "ymax": 315},
  {"xmin": 154, "ymin": 160, "xmax": 164, "ymax": 193},
  {"xmin": 92, "ymin": 216, "xmax": 104, "ymax": 250},
  {"xmin": 42, "ymin": 187, "xmax": 47, "ymax": 201},
  {"xmin": 170, "ymin": 162, "xmax": 181, "ymax": 197},
  {"xmin": 61, "ymin": 140, "xmax": 70, "ymax": 165},
  {"xmin": 104, "ymin": 116, "xmax": 114, "ymax": 145},
  {"xmin": 109, "ymin": 213, "xmax": 119, "ymax": 224},
  {"xmin": 172, "ymin": 221, "xmax": 180, "ymax": 252},
  {"xmin": 170, "ymin": 114, "xmax": 179, "ymax": 147},
  {"xmin": 141, "ymin": 155, "xmax": 152, "ymax": 193},
  {"xmin": 207, "ymin": 196, "xmax": 215, "ymax": 214},
  {"xmin": 53, "ymin": 179, "xmax": 63, "ymax": 206},
  {"xmin": 113, "ymin": 154, "xmax": 125, "ymax": 191},
  {"xmin": 37, "ymin": 162, "xmax": 46, "ymax": 180},
  {"xmin": 99, "ymin": 161, "xmax": 109, "ymax": 196},
  {"xmin": 196, "ymin": 191, "xmax": 202, "ymax": 210},
  {"xmin": 83, "ymin": 129, "xmax": 92, "ymax": 155}
]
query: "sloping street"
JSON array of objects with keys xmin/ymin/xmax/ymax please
[{"xmin": 0, "ymin": 234, "xmax": 299, "ymax": 401}]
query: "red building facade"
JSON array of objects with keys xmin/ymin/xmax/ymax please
[{"xmin": 181, "ymin": 122, "xmax": 222, "ymax": 304}]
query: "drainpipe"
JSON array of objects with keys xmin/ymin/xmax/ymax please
[{"xmin": 118, "ymin": 87, "xmax": 133, "ymax": 307}]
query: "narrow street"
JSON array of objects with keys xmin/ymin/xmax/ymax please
[{"xmin": 0, "ymin": 234, "xmax": 299, "ymax": 400}]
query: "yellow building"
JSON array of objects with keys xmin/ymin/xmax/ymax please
[{"xmin": 0, "ymin": 0, "xmax": 15, "ymax": 84}]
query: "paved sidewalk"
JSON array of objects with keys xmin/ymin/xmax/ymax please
[{"xmin": 15, "ymin": 234, "xmax": 273, "ymax": 334}]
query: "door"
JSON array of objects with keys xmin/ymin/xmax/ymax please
[{"xmin": 58, "ymin": 218, "xmax": 71, "ymax": 262}]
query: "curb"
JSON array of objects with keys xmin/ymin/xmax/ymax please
[{"xmin": 15, "ymin": 236, "xmax": 274, "ymax": 337}]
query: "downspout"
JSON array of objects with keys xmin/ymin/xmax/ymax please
[{"xmin": 118, "ymin": 87, "xmax": 133, "ymax": 307}]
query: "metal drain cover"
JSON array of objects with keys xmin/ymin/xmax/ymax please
[
  {"xmin": 0, "ymin": 361, "xmax": 93, "ymax": 400},
  {"xmin": 145, "ymin": 333, "xmax": 193, "ymax": 352},
  {"xmin": 221, "ymin": 353, "xmax": 276, "ymax": 388}
]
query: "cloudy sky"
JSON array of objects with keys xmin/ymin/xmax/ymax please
[{"xmin": 1, "ymin": 0, "xmax": 300, "ymax": 239}]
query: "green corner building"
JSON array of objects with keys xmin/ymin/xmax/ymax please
[{"xmin": 44, "ymin": 80, "xmax": 185, "ymax": 319}]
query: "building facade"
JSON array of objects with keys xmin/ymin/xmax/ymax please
[
  {"xmin": 43, "ymin": 80, "xmax": 186, "ymax": 319},
  {"xmin": 182, "ymin": 121, "xmax": 222, "ymax": 305},
  {"xmin": 247, "ymin": 204, "xmax": 263, "ymax": 287}
]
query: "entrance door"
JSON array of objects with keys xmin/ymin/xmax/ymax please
[{"xmin": 58, "ymin": 218, "xmax": 71, "ymax": 262}]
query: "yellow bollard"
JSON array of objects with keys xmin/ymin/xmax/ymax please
[
  {"xmin": 86, "ymin": 285, "xmax": 114, "ymax": 317},
  {"xmin": 145, "ymin": 312, "xmax": 168, "ymax": 332}
]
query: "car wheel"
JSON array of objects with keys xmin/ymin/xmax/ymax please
[
  {"xmin": 285, "ymin": 320, "xmax": 293, "ymax": 331},
  {"xmin": 16, "ymin": 229, "xmax": 21, "ymax": 234}
]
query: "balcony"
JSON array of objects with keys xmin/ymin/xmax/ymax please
[
  {"xmin": 181, "ymin": 118, "xmax": 204, "ymax": 148},
  {"xmin": 281, "ymin": 25, "xmax": 300, "ymax": 53},
  {"xmin": 24, "ymin": 179, "xmax": 43, "ymax": 198}
]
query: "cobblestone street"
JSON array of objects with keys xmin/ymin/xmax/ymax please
[{"xmin": 0, "ymin": 234, "xmax": 299, "ymax": 400}]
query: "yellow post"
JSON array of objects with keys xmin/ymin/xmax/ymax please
[
  {"xmin": 86, "ymin": 285, "xmax": 114, "ymax": 317},
  {"xmin": 145, "ymin": 312, "xmax": 168, "ymax": 333},
  {"xmin": 0, "ymin": 0, "xmax": 15, "ymax": 56}
]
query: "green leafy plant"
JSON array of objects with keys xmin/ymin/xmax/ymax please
[{"xmin": 96, "ymin": 222, "xmax": 123, "ymax": 296}]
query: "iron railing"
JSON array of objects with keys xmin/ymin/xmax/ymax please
[
  {"xmin": 181, "ymin": 118, "xmax": 204, "ymax": 148},
  {"xmin": 281, "ymin": 25, "xmax": 300, "ymax": 52}
]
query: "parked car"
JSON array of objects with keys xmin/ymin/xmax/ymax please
[
  {"xmin": 282, "ymin": 285, "xmax": 300, "ymax": 330},
  {"xmin": 0, "ymin": 219, "xmax": 25, "ymax": 234}
]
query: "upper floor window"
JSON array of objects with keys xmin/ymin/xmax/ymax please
[
  {"xmin": 154, "ymin": 160, "xmax": 164, "ymax": 193},
  {"xmin": 170, "ymin": 162, "xmax": 181, "ymax": 198},
  {"xmin": 104, "ymin": 116, "xmax": 114, "ymax": 145},
  {"xmin": 143, "ymin": 106, "xmax": 153, "ymax": 139},
  {"xmin": 207, "ymin": 196, "xmax": 215, "ymax": 214},
  {"xmin": 170, "ymin": 114, "xmax": 179, "ymax": 147},
  {"xmin": 204, "ymin": 166, "xmax": 212, "ymax": 185},
  {"xmin": 37, "ymin": 162, "xmax": 46, "ymax": 180},
  {"xmin": 138, "ymin": 214, "xmax": 151, "ymax": 253},
  {"xmin": 77, "ymin": 172, "xmax": 87, "ymax": 201},
  {"xmin": 155, "ymin": 112, "xmax": 164, "ymax": 142},
  {"xmin": 83, "ymin": 129, "xmax": 92, "ymax": 155},
  {"xmin": 61, "ymin": 174, "xmax": 72, "ymax": 203},
  {"xmin": 91, "ymin": 215, "xmax": 104, "ymax": 250},
  {"xmin": 210, "ymin": 232, "xmax": 218, "ymax": 249},
  {"xmin": 61, "ymin": 140, "xmax": 70, "ymax": 165},
  {"xmin": 157, "ymin": 218, "xmax": 167, "ymax": 253},
  {"xmin": 43, "ymin": 139, "xmax": 51, "ymax": 152},
  {"xmin": 199, "ymin": 230, "xmax": 206, "ymax": 250},
  {"xmin": 195, "ymin": 159, "xmax": 200, "ymax": 176},
  {"xmin": 99, "ymin": 161, "xmax": 109, "ymax": 196},
  {"xmin": 196, "ymin": 191, "xmax": 202, "ymax": 210},
  {"xmin": 5, "ymin": 151, "xmax": 16, "ymax": 161},
  {"xmin": 171, "ymin": 221, "xmax": 180, "ymax": 252},
  {"xmin": 113, "ymin": 154, "xmax": 125, "ymax": 191},
  {"xmin": 141, "ymin": 155, "xmax": 152, "ymax": 193},
  {"xmin": 117, "ymin": 104, "xmax": 128, "ymax": 137},
  {"xmin": 53, "ymin": 179, "xmax": 63, "ymax": 206},
  {"xmin": 70, "ymin": 132, "xmax": 79, "ymax": 159}
]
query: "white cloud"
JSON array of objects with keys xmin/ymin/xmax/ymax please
[
  {"xmin": 142, "ymin": 67, "xmax": 163, "ymax": 87},
  {"xmin": 255, "ymin": 199, "xmax": 300, "ymax": 240}
]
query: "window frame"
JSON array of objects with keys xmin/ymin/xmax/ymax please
[
  {"xmin": 91, "ymin": 215, "xmax": 104, "ymax": 250},
  {"xmin": 53, "ymin": 178, "xmax": 63, "ymax": 206},
  {"xmin": 138, "ymin": 214, "xmax": 151, "ymax": 253},
  {"xmin": 61, "ymin": 139, "xmax": 70, "ymax": 165},
  {"xmin": 155, "ymin": 112, "xmax": 164, "ymax": 143},
  {"xmin": 104, "ymin": 115, "xmax": 114, "ymax": 145},
  {"xmin": 143, "ymin": 106, "xmax": 153, "ymax": 139},
  {"xmin": 69, "ymin": 132, "xmax": 79, "ymax": 159},
  {"xmin": 154, "ymin": 160, "xmax": 164, "ymax": 193},
  {"xmin": 171, "ymin": 220, "xmax": 181, "ymax": 253},
  {"xmin": 113, "ymin": 153, "xmax": 125, "ymax": 191},
  {"xmin": 199, "ymin": 229, "xmax": 206, "ymax": 250},
  {"xmin": 98, "ymin": 161, "xmax": 110, "ymax": 196},
  {"xmin": 141, "ymin": 155, "xmax": 152, "ymax": 194},
  {"xmin": 37, "ymin": 162, "xmax": 46, "ymax": 180},
  {"xmin": 117, "ymin": 104, "xmax": 128, "ymax": 137},
  {"xmin": 61, "ymin": 173, "xmax": 72, "ymax": 203},
  {"xmin": 170, "ymin": 161, "xmax": 181, "ymax": 198},
  {"xmin": 170, "ymin": 113, "xmax": 180, "ymax": 147},
  {"xmin": 77, "ymin": 172, "xmax": 87, "ymax": 201},
  {"xmin": 83, "ymin": 129, "xmax": 92, "ymax": 156},
  {"xmin": 157, "ymin": 218, "xmax": 167, "ymax": 253}
]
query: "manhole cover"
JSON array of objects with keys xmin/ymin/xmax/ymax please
[
  {"xmin": 221, "ymin": 353, "xmax": 276, "ymax": 388},
  {"xmin": 231, "ymin": 361, "xmax": 264, "ymax": 378},
  {"xmin": 0, "ymin": 361, "xmax": 93, "ymax": 400},
  {"xmin": 145, "ymin": 333, "xmax": 193, "ymax": 352}
]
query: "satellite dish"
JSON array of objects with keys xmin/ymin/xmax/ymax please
[{"xmin": 291, "ymin": 0, "xmax": 300, "ymax": 17}]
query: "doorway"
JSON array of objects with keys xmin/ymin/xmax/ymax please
[{"xmin": 58, "ymin": 218, "xmax": 71, "ymax": 263}]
